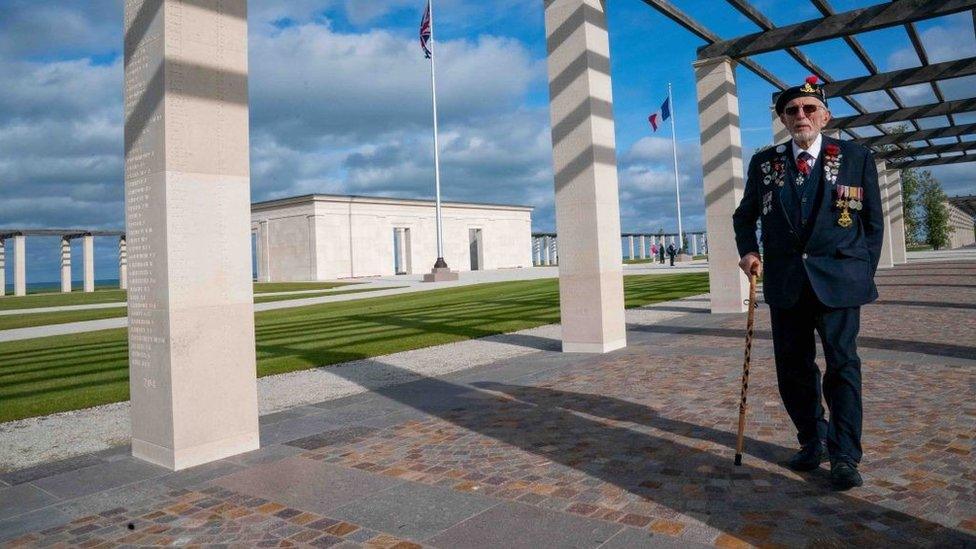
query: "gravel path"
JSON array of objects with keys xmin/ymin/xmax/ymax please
[{"xmin": 0, "ymin": 293, "xmax": 710, "ymax": 471}]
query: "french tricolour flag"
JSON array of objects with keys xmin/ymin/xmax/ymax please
[{"xmin": 647, "ymin": 96, "xmax": 671, "ymax": 132}]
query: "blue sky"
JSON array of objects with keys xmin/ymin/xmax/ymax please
[{"xmin": 1, "ymin": 0, "xmax": 974, "ymax": 283}]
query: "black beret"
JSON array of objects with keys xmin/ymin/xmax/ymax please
[{"xmin": 774, "ymin": 76, "xmax": 828, "ymax": 115}]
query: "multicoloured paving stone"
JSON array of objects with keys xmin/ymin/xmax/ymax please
[{"xmin": 1, "ymin": 259, "xmax": 974, "ymax": 548}]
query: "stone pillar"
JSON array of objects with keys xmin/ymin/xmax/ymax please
[
  {"xmin": 82, "ymin": 234, "xmax": 95, "ymax": 293},
  {"xmin": 551, "ymin": 237, "xmax": 558, "ymax": 265},
  {"xmin": 695, "ymin": 56, "xmax": 748, "ymax": 313},
  {"xmin": 394, "ymin": 227, "xmax": 404, "ymax": 274},
  {"xmin": 257, "ymin": 220, "xmax": 271, "ymax": 282},
  {"xmin": 307, "ymin": 215, "xmax": 318, "ymax": 280},
  {"xmin": 875, "ymin": 160, "xmax": 894, "ymax": 269},
  {"xmin": 887, "ymin": 169, "xmax": 907, "ymax": 264},
  {"xmin": 638, "ymin": 235, "xmax": 646, "ymax": 259},
  {"xmin": 124, "ymin": 0, "xmax": 258, "ymax": 470},
  {"xmin": 691, "ymin": 234, "xmax": 698, "ymax": 256},
  {"xmin": 532, "ymin": 237, "xmax": 540, "ymax": 265},
  {"xmin": 543, "ymin": 236, "xmax": 552, "ymax": 265},
  {"xmin": 544, "ymin": 0, "xmax": 625, "ymax": 352},
  {"xmin": 627, "ymin": 235, "xmax": 635, "ymax": 260},
  {"xmin": 61, "ymin": 237, "xmax": 72, "ymax": 293},
  {"xmin": 0, "ymin": 239, "xmax": 5, "ymax": 297},
  {"xmin": 119, "ymin": 236, "xmax": 128, "ymax": 290},
  {"xmin": 771, "ymin": 105, "xmax": 790, "ymax": 145},
  {"xmin": 13, "ymin": 234, "xmax": 26, "ymax": 296}
]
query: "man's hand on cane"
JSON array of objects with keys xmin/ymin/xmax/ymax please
[{"xmin": 739, "ymin": 252, "xmax": 763, "ymax": 278}]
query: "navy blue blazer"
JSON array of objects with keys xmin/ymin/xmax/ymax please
[{"xmin": 732, "ymin": 136, "xmax": 885, "ymax": 309}]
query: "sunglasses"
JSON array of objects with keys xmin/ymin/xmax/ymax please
[{"xmin": 784, "ymin": 104, "xmax": 822, "ymax": 117}]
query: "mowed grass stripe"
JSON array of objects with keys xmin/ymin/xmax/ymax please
[
  {"xmin": 0, "ymin": 273, "xmax": 708, "ymax": 422},
  {"xmin": 0, "ymin": 281, "xmax": 357, "ymax": 311},
  {"xmin": 0, "ymin": 286, "xmax": 403, "ymax": 331}
]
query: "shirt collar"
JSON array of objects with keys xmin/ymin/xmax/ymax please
[{"xmin": 792, "ymin": 133, "xmax": 822, "ymax": 163}]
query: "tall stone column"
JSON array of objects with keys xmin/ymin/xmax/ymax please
[
  {"xmin": 771, "ymin": 105, "xmax": 789, "ymax": 145},
  {"xmin": 551, "ymin": 237, "xmax": 559, "ymax": 265},
  {"xmin": 0, "ymin": 239, "xmax": 5, "ymax": 297},
  {"xmin": 695, "ymin": 56, "xmax": 748, "ymax": 313},
  {"xmin": 119, "ymin": 236, "xmax": 128, "ymax": 290},
  {"xmin": 532, "ymin": 237, "xmax": 540, "ymax": 265},
  {"xmin": 626, "ymin": 235, "xmax": 633, "ymax": 260},
  {"xmin": 875, "ymin": 160, "xmax": 894, "ymax": 269},
  {"xmin": 307, "ymin": 215, "xmax": 318, "ymax": 280},
  {"xmin": 13, "ymin": 234, "xmax": 26, "ymax": 296},
  {"xmin": 257, "ymin": 220, "xmax": 271, "ymax": 282},
  {"xmin": 886, "ymin": 169, "xmax": 907, "ymax": 264},
  {"xmin": 691, "ymin": 234, "xmax": 699, "ymax": 256},
  {"xmin": 124, "ymin": 0, "xmax": 258, "ymax": 470},
  {"xmin": 544, "ymin": 0, "xmax": 625, "ymax": 352},
  {"xmin": 543, "ymin": 236, "xmax": 552, "ymax": 265},
  {"xmin": 638, "ymin": 235, "xmax": 646, "ymax": 259},
  {"xmin": 83, "ymin": 234, "xmax": 95, "ymax": 293},
  {"xmin": 61, "ymin": 237, "xmax": 72, "ymax": 293}
]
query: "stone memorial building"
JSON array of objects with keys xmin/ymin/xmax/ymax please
[{"xmin": 250, "ymin": 194, "xmax": 534, "ymax": 281}]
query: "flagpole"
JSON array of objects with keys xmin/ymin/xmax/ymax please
[
  {"xmin": 667, "ymin": 82, "xmax": 684, "ymax": 253},
  {"xmin": 428, "ymin": 0, "xmax": 447, "ymax": 269}
]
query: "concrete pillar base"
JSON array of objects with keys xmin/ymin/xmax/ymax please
[
  {"xmin": 562, "ymin": 338, "xmax": 626, "ymax": 354},
  {"xmin": 676, "ymin": 253, "xmax": 694, "ymax": 263},
  {"xmin": 133, "ymin": 431, "xmax": 259, "ymax": 471},
  {"xmin": 423, "ymin": 267, "xmax": 459, "ymax": 282}
]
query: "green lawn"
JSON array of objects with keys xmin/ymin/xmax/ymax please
[
  {"xmin": 0, "ymin": 281, "xmax": 357, "ymax": 311},
  {"xmin": 0, "ymin": 288, "xmax": 127, "ymax": 311},
  {"xmin": 253, "ymin": 281, "xmax": 356, "ymax": 293},
  {"xmin": 0, "ymin": 273, "xmax": 708, "ymax": 422},
  {"xmin": 0, "ymin": 286, "xmax": 404, "ymax": 331}
]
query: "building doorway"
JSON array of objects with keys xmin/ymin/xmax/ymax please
[
  {"xmin": 393, "ymin": 227, "xmax": 412, "ymax": 275},
  {"xmin": 469, "ymin": 228, "xmax": 483, "ymax": 271}
]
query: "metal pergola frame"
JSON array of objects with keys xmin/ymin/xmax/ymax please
[{"xmin": 640, "ymin": 0, "xmax": 976, "ymax": 170}]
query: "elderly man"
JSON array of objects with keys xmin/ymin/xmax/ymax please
[{"xmin": 732, "ymin": 77, "xmax": 884, "ymax": 490}]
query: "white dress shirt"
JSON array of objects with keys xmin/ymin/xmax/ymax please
[{"xmin": 792, "ymin": 133, "xmax": 822, "ymax": 172}]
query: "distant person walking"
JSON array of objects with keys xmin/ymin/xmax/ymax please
[
  {"xmin": 667, "ymin": 243, "xmax": 676, "ymax": 266},
  {"xmin": 650, "ymin": 244, "xmax": 658, "ymax": 259}
]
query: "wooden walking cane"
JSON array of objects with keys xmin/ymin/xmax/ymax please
[{"xmin": 734, "ymin": 274, "xmax": 758, "ymax": 466}]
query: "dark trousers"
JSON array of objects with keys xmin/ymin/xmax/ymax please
[{"xmin": 769, "ymin": 278, "xmax": 863, "ymax": 464}]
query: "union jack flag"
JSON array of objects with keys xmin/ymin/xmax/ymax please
[{"xmin": 419, "ymin": 1, "xmax": 432, "ymax": 59}]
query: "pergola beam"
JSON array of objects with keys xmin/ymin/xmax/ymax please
[
  {"xmin": 639, "ymin": 0, "xmax": 788, "ymax": 90},
  {"xmin": 877, "ymin": 142, "xmax": 976, "ymax": 159},
  {"xmin": 890, "ymin": 154, "xmax": 976, "ymax": 168},
  {"xmin": 827, "ymin": 98, "xmax": 976, "ymax": 129},
  {"xmin": 698, "ymin": 0, "xmax": 976, "ymax": 59},
  {"xmin": 821, "ymin": 57, "xmax": 976, "ymax": 97},
  {"xmin": 852, "ymin": 123, "xmax": 976, "ymax": 146}
]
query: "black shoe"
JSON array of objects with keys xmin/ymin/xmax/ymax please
[
  {"xmin": 830, "ymin": 461, "xmax": 863, "ymax": 491},
  {"xmin": 788, "ymin": 442, "xmax": 826, "ymax": 472}
]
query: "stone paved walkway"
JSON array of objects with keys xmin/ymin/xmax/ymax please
[{"xmin": 1, "ymin": 259, "xmax": 973, "ymax": 548}]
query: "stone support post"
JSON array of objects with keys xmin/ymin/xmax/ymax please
[
  {"xmin": 543, "ymin": 236, "xmax": 552, "ymax": 265},
  {"xmin": 638, "ymin": 235, "xmax": 646, "ymax": 259},
  {"xmin": 119, "ymin": 236, "xmax": 128, "ymax": 290},
  {"xmin": 257, "ymin": 220, "xmax": 270, "ymax": 282},
  {"xmin": 691, "ymin": 234, "xmax": 699, "ymax": 256},
  {"xmin": 627, "ymin": 235, "xmax": 634, "ymax": 260},
  {"xmin": 875, "ymin": 160, "xmax": 894, "ymax": 269},
  {"xmin": 0, "ymin": 239, "xmax": 5, "ymax": 297},
  {"xmin": 13, "ymin": 234, "xmax": 26, "ymax": 297},
  {"xmin": 695, "ymin": 56, "xmax": 748, "ymax": 313},
  {"xmin": 83, "ymin": 234, "xmax": 95, "ymax": 293},
  {"xmin": 544, "ymin": 0, "xmax": 626, "ymax": 352},
  {"xmin": 551, "ymin": 237, "xmax": 559, "ymax": 265},
  {"xmin": 124, "ymin": 0, "xmax": 258, "ymax": 470},
  {"xmin": 887, "ymin": 169, "xmax": 907, "ymax": 264},
  {"xmin": 771, "ymin": 105, "xmax": 790, "ymax": 145},
  {"xmin": 61, "ymin": 237, "xmax": 72, "ymax": 293}
]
